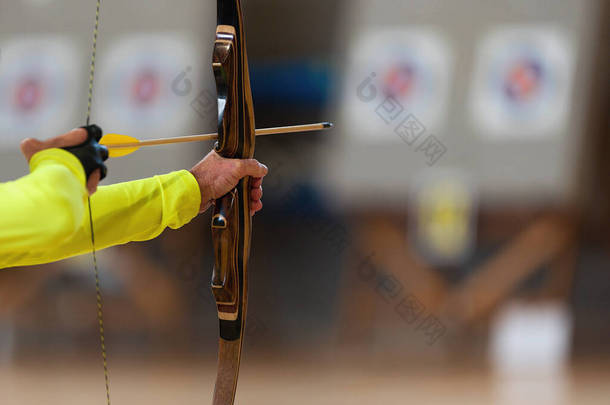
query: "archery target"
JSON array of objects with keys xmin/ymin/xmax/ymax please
[
  {"xmin": 469, "ymin": 26, "xmax": 575, "ymax": 140},
  {"xmin": 93, "ymin": 34, "xmax": 201, "ymax": 137},
  {"xmin": 0, "ymin": 37, "xmax": 80, "ymax": 146},
  {"xmin": 342, "ymin": 28, "xmax": 453, "ymax": 144}
]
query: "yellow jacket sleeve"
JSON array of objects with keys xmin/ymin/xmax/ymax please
[{"xmin": 0, "ymin": 148, "xmax": 201, "ymax": 268}]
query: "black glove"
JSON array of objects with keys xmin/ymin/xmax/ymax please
[{"xmin": 62, "ymin": 124, "xmax": 109, "ymax": 181}]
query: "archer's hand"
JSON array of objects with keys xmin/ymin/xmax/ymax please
[
  {"xmin": 20, "ymin": 128, "xmax": 102, "ymax": 195},
  {"xmin": 190, "ymin": 150, "xmax": 268, "ymax": 216}
]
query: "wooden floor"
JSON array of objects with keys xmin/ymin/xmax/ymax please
[{"xmin": 1, "ymin": 357, "xmax": 610, "ymax": 404}]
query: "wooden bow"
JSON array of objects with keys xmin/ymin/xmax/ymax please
[
  {"xmin": 77, "ymin": 1, "xmax": 329, "ymax": 403},
  {"xmin": 210, "ymin": 0, "xmax": 255, "ymax": 403}
]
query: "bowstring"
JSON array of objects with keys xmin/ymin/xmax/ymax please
[{"xmin": 85, "ymin": 1, "xmax": 111, "ymax": 404}]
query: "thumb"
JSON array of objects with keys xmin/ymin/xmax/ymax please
[
  {"xmin": 20, "ymin": 138, "xmax": 44, "ymax": 162},
  {"xmin": 237, "ymin": 159, "xmax": 268, "ymax": 179}
]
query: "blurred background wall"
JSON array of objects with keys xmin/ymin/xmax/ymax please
[{"xmin": 0, "ymin": 0, "xmax": 609, "ymax": 404}]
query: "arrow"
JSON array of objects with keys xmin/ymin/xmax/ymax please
[{"xmin": 100, "ymin": 122, "xmax": 333, "ymax": 158}]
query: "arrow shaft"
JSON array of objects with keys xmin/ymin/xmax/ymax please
[{"xmin": 105, "ymin": 122, "xmax": 332, "ymax": 150}]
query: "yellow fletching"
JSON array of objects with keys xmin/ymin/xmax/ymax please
[{"xmin": 100, "ymin": 133, "xmax": 141, "ymax": 158}]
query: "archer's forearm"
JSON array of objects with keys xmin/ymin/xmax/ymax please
[
  {"xmin": 0, "ymin": 149, "xmax": 89, "ymax": 269},
  {"xmin": 46, "ymin": 170, "xmax": 202, "ymax": 260}
]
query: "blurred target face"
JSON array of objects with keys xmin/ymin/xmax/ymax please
[
  {"xmin": 130, "ymin": 69, "xmax": 161, "ymax": 106},
  {"xmin": 383, "ymin": 63, "xmax": 417, "ymax": 100},
  {"xmin": 94, "ymin": 34, "xmax": 200, "ymax": 137},
  {"xmin": 13, "ymin": 76, "xmax": 44, "ymax": 112},
  {"xmin": 0, "ymin": 38, "xmax": 79, "ymax": 143},
  {"xmin": 504, "ymin": 59, "xmax": 543, "ymax": 103}
]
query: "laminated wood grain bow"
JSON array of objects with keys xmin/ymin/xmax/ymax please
[
  {"xmin": 211, "ymin": 2, "xmax": 334, "ymax": 403},
  {"xmin": 209, "ymin": 1, "xmax": 255, "ymax": 403},
  {"xmin": 76, "ymin": 1, "xmax": 331, "ymax": 404}
]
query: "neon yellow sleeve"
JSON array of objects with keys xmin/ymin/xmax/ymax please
[
  {"xmin": 60, "ymin": 169, "xmax": 202, "ymax": 256},
  {"xmin": 0, "ymin": 149, "xmax": 89, "ymax": 267},
  {"xmin": 0, "ymin": 148, "xmax": 201, "ymax": 268}
]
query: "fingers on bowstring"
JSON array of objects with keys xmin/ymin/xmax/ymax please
[
  {"xmin": 50, "ymin": 128, "xmax": 88, "ymax": 149},
  {"xmin": 86, "ymin": 169, "xmax": 101, "ymax": 195}
]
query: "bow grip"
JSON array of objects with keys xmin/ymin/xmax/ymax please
[
  {"xmin": 211, "ymin": 189, "xmax": 239, "ymax": 317},
  {"xmin": 62, "ymin": 124, "xmax": 109, "ymax": 181}
]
